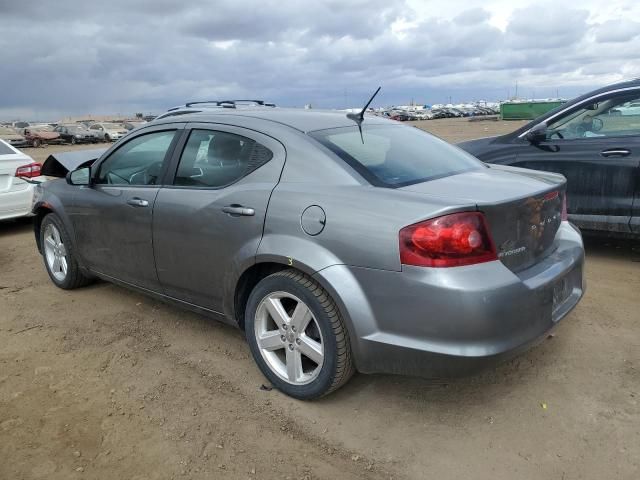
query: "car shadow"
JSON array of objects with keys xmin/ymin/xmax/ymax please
[
  {"xmin": 0, "ymin": 217, "xmax": 33, "ymax": 237},
  {"xmin": 582, "ymin": 234, "xmax": 640, "ymax": 262}
]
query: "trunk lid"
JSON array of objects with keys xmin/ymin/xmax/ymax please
[{"xmin": 400, "ymin": 165, "xmax": 566, "ymax": 272}]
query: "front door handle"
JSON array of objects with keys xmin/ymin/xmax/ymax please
[
  {"xmin": 222, "ymin": 204, "xmax": 255, "ymax": 216},
  {"xmin": 127, "ymin": 197, "xmax": 149, "ymax": 207},
  {"xmin": 600, "ymin": 148, "xmax": 631, "ymax": 157}
]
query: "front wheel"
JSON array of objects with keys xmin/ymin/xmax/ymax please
[
  {"xmin": 40, "ymin": 214, "xmax": 92, "ymax": 289},
  {"xmin": 104, "ymin": 134, "xmax": 111, "ymax": 142},
  {"xmin": 245, "ymin": 270, "xmax": 354, "ymax": 399}
]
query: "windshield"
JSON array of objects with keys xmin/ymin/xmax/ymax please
[{"xmin": 310, "ymin": 124, "xmax": 484, "ymax": 187}]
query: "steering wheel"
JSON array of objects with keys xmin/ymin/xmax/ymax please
[
  {"xmin": 129, "ymin": 162, "xmax": 163, "ymax": 185},
  {"xmin": 549, "ymin": 130, "xmax": 564, "ymax": 139}
]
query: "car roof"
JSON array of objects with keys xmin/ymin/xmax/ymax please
[{"xmin": 151, "ymin": 108, "xmax": 393, "ymax": 133}]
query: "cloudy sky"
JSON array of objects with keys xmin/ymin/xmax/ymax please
[{"xmin": 1, "ymin": 0, "xmax": 639, "ymax": 119}]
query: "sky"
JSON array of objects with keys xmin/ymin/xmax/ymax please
[{"xmin": 1, "ymin": 0, "xmax": 639, "ymax": 119}]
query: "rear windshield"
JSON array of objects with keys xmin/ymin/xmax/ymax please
[
  {"xmin": 0, "ymin": 142, "xmax": 15, "ymax": 155},
  {"xmin": 310, "ymin": 124, "xmax": 484, "ymax": 187}
]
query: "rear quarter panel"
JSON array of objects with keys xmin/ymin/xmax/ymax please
[{"xmin": 259, "ymin": 183, "xmax": 471, "ymax": 273}]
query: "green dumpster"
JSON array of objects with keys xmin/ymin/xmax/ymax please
[{"xmin": 500, "ymin": 100, "xmax": 565, "ymax": 120}]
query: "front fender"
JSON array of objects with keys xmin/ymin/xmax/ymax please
[{"xmin": 32, "ymin": 182, "xmax": 78, "ymax": 260}]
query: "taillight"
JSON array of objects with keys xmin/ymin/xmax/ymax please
[
  {"xmin": 15, "ymin": 162, "xmax": 41, "ymax": 178},
  {"xmin": 399, "ymin": 212, "xmax": 498, "ymax": 267},
  {"xmin": 561, "ymin": 193, "xmax": 568, "ymax": 221}
]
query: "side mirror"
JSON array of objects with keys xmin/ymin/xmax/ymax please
[
  {"xmin": 66, "ymin": 166, "xmax": 91, "ymax": 186},
  {"xmin": 525, "ymin": 123, "xmax": 547, "ymax": 143}
]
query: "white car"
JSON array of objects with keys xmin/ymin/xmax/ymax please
[
  {"xmin": 616, "ymin": 101, "xmax": 640, "ymax": 116},
  {"xmin": 88, "ymin": 123, "xmax": 129, "ymax": 142},
  {"xmin": 0, "ymin": 139, "xmax": 43, "ymax": 221}
]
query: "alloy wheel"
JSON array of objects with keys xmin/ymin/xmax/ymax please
[
  {"xmin": 254, "ymin": 291, "xmax": 324, "ymax": 385},
  {"xmin": 43, "ymin": 223, "xmax": 68, "ymax": 282}
]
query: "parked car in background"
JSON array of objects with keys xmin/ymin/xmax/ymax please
[
  {"xmin": 23, "ymin": 126, "xmax": 61, "ymax": 147},
  {"xmin": 54, "ymin": 124, "xmax": 98, "ymax": 145},
  {"xmin": 614, "ymin": 100, "xmax": 640, "ymax": 116},
  {"xmin": 0, "ymin": 126, "xmax": 29, "ymax": 148},
  {"xmin": 124, "ymin": 121, "xmax": 146, "ymax": 131},
  {"xmin": 459, "ymin": 78, "xmax": 640, "ymax": 238},
  {"xmin": 0, "ymin": 139, "xmax": 44, "ymax": 220},
  {"xmin": 88, "ymin": 123, "xmax": 129, "ymax": 142},
  {"xmin": 32, "ymin": 104, "xmax": 584, "ymax": 399}
]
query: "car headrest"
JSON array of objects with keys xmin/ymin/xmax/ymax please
[{"xmin": 208, "ymin": 134, "xmax": 243, "ymax": 165}]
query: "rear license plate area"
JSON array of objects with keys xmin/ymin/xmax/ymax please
[{"xmin": 552, "ymin": 276, "xmax": 572, "ymax": 312}]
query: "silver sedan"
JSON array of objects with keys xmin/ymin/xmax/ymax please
[{"xmin": 32, "ymin": 106, "xmax": 584, "ymax": 399}]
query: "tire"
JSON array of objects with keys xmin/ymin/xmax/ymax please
[
  {"xmin": 245, "ymin": 269, "xmax": 354, "ymax": 399},
  {"xmin": 40, "ymin": 213, "xmax": 92, "ymax": 290},
  {"xmin": 104, "ymin": 134, "xmax": 111, "ymax": 142},
  {"xmin": 32, "ymin": 138, "xmax": 41, "ymax": 148},
  {"xmin": 71, "ymin": 137, "xmax": 76, "ymax": 145}
]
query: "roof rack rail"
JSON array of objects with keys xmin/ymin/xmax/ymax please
[
  {"xmin": 154, "ymin": 100, "xmax": 277, "ymax": 120},
  {"xmin": 183, "ymin": 100, "xmax": 276, "ymax": 108}
]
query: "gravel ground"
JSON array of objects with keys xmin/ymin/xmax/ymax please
[{"xmin": 1, "ymin": 118, "xmax": 638, "ymax": 480}]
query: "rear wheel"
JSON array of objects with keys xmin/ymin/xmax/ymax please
[
  {"xmin": 245, "ymin": 270, "xmax": 354, "ymax": 399},
  {"xmin": 32, "ymin": 138, "xmax": 41, "ymax": 148},
  {"xmin": 40, "ymin": 214, "xmax": 91, "ymax": 290},
  {"xmin": 71, "ymin": 136, "xmax": 76, "ymax": 145}
]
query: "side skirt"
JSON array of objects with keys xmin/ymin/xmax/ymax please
[{"xmin": 90, "ymin": 270, "xmax": 238, "ymax": 327}]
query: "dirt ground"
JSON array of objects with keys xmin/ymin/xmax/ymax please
[{"xmin": 1, "ymin": 118, "xmax": 638, "ymax": 480}]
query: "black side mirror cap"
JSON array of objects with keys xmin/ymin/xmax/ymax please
[{"xmin": 525, "ymin": 123, "xmax": 547, "ymax": 143}]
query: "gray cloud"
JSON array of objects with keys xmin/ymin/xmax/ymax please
[
  {"xmin": 594, "ymin": 19, "xmax": 640, "ymax": 43},
  {"xmin": 0, "ymin": 0, "xmax": 638, "ymax": 119}
]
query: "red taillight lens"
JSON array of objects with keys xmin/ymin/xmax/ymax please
[
  {"xmin": 561, "ymin": 193, "xmax": 568, "ymax": 221},
  {"xmin": 15, "ymin": 162, "xmax": 41, "ymax": 178},
  {"xmin": 399, "ymin": 212, "xmax": 498, "ymax": 267}
]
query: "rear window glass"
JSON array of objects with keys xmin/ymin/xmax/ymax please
[
  {"xmin": 0, "ymin": 142, "xmax": 15, "ymax": 155},
  {"xmin": 310, "ymin": 124, "xmax": 484, "ymax": 187}
]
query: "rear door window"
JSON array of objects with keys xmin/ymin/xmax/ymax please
[
  {"xmin": 310, "ymin": 124, "xmax": 483, "ymax": 187},
  {"xmin": 173, "ymin": 129, "xmax": 273, "ymax": 188}
]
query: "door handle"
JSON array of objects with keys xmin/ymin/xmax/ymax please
[
  {"xmin": 127, "ymin": 197, "xmax": 149, "ymax": 207},
  {"xmin": 600, "ymin": 148, "xmax": 631, "ymax": 157},
  {"xmin": 222, "ymin": 205, "xmax": 255, "ymax": 216}
]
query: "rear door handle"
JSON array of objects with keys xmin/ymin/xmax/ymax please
[
  {"xmin": 127, "ymin": 197, "xmax": 149, "ymax": 207},
  {"xmin": 600, "ymin": 148, "xmax": 631, "ymax": 157},
  {"xmin": 222, "ymin": 205, "xmax": 255, "ymax": 216}
]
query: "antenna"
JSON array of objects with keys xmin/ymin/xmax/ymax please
[{"xmin": 346, "ymin": 86, "xmax": 381, "ymax": 143}]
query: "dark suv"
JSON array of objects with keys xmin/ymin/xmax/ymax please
[{"xmin": 459, "ymin": 78, "xmax": 640, "ymax": 237}]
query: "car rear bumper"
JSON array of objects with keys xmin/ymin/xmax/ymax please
[
  {"xmin": 314, "ymin": 221, "xmax": 585, "ymax": 377},
  {"xmin": 0, "ymin": 183, "xmax": 35, "ymax": 221}
]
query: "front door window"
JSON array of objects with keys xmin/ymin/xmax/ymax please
[{"xmin": 546, "ymin": 92, "xmax": 640, "ymax": 140}]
